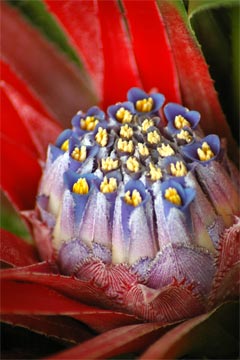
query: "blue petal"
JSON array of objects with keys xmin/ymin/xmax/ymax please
[
  {"xmin": 161, "ymin": 178, "xmax": 196, "ymax": 216},
  {"xmin": 181, "ymin": 134, "xmax": 221, "ymax": 164},
  {"xmin": 55, "ymin": 129, "xmax": 74, "ymax": 148},
  {"xmin": 164, "ymin": 103, "xmax": 200, "ymax": 134},
  {"xmin": 107, "ymin": 101, "xmax": 135, "ymax": 121},
  {"xmin": 127, "ymin": 87, "xmax": 165, "ymax": 114}
]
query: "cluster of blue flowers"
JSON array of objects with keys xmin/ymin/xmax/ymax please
[{"xmin": 37, "ymin": 88, "xmax": 238, "ymax": 294}]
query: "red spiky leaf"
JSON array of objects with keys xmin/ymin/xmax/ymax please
[{"xmin": 157, "ymin": 1, "xmax": 237, "ymax": 160}]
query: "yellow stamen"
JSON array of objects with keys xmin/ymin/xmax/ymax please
[
  {"xmin": 80, "ymin": 116, "xmax": 99, "ymax": 131},
  {"xmin": 197, "ymin": 142, "xmax": 215, "ymax": 161},
  {"xmin": 61, "ymin": 139, "xmax": 69, "ymax": 152},
  {"xmin": 170, "ymin": 161, "xmax": 187, "ymax": 177},
  {"xmin": 177, "ymin": 129, "xmax": 192, "ymax": 143},
  {"xmin": 116, "ymin": 107, "xmax": 133, "ymax": 123},
  {"xmin": 138, "ymin": 143, "xmax": 149, "ymax": 157},
  {"xmin": 120, "ymin": 124, "xmax": 133, "ymax": 139},
  {"xmin": 100, "ymin": 177, "xmax": 117, "ymax": 193},
  {"xmin": 174, "ymin": 115, "xmax": 191, "ymax": 129},
  {"xmin": 124, "ymin": 189, "xmax": 142, "ymax": 207},
  {"xmin": 71, "ymin": 146, "xmax": 87, "ymax": 162},
  {"xmin": 126, "ymin": 157, "xmax": 140, "ymax": 173},
  {"xmin": 141, "ymin": 118, "xmax": 154, "ymax": 132},
  {"xmin": 149, "ymin": 162, "xmax": 162, "ymax": 181},
  {"xmin": 147, "ymin": 130, "xmax": 161, "ymax": 144},
  {"xmin": 157, "ymin": 144, "xmax": 175, "ymax": 157},
  {"xmin": 136, "ymin": 97, "xmax": 153, "ymax": 112},
  {"xmin": 164, "ymin": 187, "xmax": 182, "ymax": 206},
  {"xmin": 95, "ymin": 127, "xmax": 108, "ymax": 147},
  {"xmin": 101, "ymin": 157, "xmax": 119, "ymax": 171},
  {"xmin": 117, "ymin": 139, "xmax": 134, "ymax": 153},
  {"xmin": 72, "ymin": 178, "xmax": 89, "ymax": 195}
]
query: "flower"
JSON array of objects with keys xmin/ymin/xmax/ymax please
[
  {"xmin": 1, "ymin": 0, "xmax": 239, "ymax": 358},
  {"xmin": 32, "ymin": 86, "xmax": 239, "ymax": 325}
]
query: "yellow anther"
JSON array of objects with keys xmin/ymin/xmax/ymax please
[
  {"xmin": 80, "ymin": 116, "xmax": 99, "ymax": 131},
  {"xmin": 170, "ymin": 161, "xmax": 187, "ymax": 177},
  {"xmin": 197, "ymin": 142, "xmax": 215, "ymax": 161},
  {"xmin": 126, "ymin": 157, "xmax": 140, "ymax": 173},
  {"xmin": 136, "ymin": 97, "xmax": 153, "ymax": 112},
  {"xmin": 117, "ymin": 139, "xmax": 134, "ymax": 153},
  {"xmin": 149, "ymin": 162, "xmax": 162, "ymax": 181},
  {"xmin": 174, "ymin": 115, "xmax": 191, "ymax": 129},
  {"xmin": 101, "ymin": 157, "xmax": 119, "ymax": 171},
  {"xmin": 138, "ymin": 143, "xmax": 149, "ymax": 157},
  {"xmin": 100, "ymin": 177, "xmax": 117, "ymax": 193},
  {"xmin": 157, "ymin": 144, "xmax": 175, "ymax": 157},
  {"xmin": 164, "ymin": 187, "xmax": 182, "ymax": 206},
  {"xmin": 95, "ymin": 127, "xmax": 108, "ymax": 147},
  {"xmin": 177, "ymin": 129, "xmax": 192, "ymax": 143},
  {"xmin": 147, "ymin": 130, "xmax": 161, "ymax": 144},
  {"xmin": 124, "ymin": 189, "xmax": 142, "ymax": 207},
  {"xmin": 141, "ymin": 118, "xmax": 154, "ymax": 132},
  {"xmin": 72, "ymin": 178, "xmax": 89, "ymax": 195},
  {"xmin": 71, "ymin": 146, "xmax": 87, "ymax": 162},
  {"xmin": 116, "ymin": 107, "xmax": 133, "ymax": 123},
  {"xmin": 120, "ymin": 124, "xmax": 133, "ymax": 139},
  {"xmin": 61, "ymin": 139, "xmax": 69, "ymax": 152}
]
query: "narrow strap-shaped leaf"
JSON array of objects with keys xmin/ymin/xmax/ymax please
[
  {"xmin": 1, "ymin": 80, "xmax": 62, "ymax": 160},
  {"xmin": 0, "ymin": 134, "xmax": 42, "ymax": 210},
  {"xmin": 1, "ymin": 314, "xmax": 93, "ymax": 345},
  {"xmin": 1, "ymin": 60, "xmax": 53, "ymax": 119},
  {"xmin": 44, "ymin": 0, "xmax": 142, "ymax": 108},
  {"xmin": 122, "ymin": 0, "xmax": 181, "ymax": 103},
  {"xmin": 0, "ymin": 229, "xmax": 38, "ymax": 267},
  {"xmin": 157, "ymin": 0, "xmax": 237, "ymax": 160},
  {"xmin": 1, "ymin": 279, "xmax": 141, "ymax": 333},
  {"xmin": 46, "ymin": 322, "xmax": 170, "ymax": 359},
  {"xmin": 1, "ymin": 1, "xmax": 97, "ymax": 126}
]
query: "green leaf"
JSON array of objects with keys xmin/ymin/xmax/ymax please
[
  {"xmin": 6, "ymin": 0, "xmax": 82, "ymax": 68},
  {"xmin": 188, "ymin": 0, "xmax": 239, "ymax": 17},
  {"xmin": 0, "ymin": 192, "xmax": 31, "ymax": 242}
]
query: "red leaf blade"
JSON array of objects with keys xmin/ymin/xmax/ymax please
[
  {"xmin": 0, "ymin": 229, "xmax": 39, "ymax": 267},
  {"xmin": 122, "ymin": 0, "xmax": 181, "ymax": 103}
]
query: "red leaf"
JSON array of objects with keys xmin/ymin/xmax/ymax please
[
  {"xmin": 1, "ymin": 314, "xmax": 93, "ymax": 344},
  {"xmin": 157, "ymin": 1, "xmax": 237, "ymax": 160},
  {"xmin": 97, "ymin": 0, "xmax": 142, "ymax": 108},
  {"xmin": 1, "ymin": 86, "xmax": 37, "ymax": 156},
  {"xmin": 45, "ymin": 322, "xmax": 172, "ymax": 359},
  {"xmin": 44, "ymin": 0, "xmax": 142, "ymax": 108},
  {"xmin": 0, "ymin": 229, "xmax": 39, "ymax": 267},
  {"xmin": 1, "ymin": 60, "xmax": 53, "ymax": 119},
  {"xmin": 122, "ymin": 0, "xmax": 181, "ymax": 103},
  {"xmin": 1, "ymin": 80, "xmax": 62, "ymax": 160},
  {"xmin": 1, "ymin": 279, "xmax": 141, "ymax": 333},
  {"xmin": 1, "ymin": 2, "xmax": 97, "ymax": 127},
  {"xmin": 0, "ymin": 134, "xmax": 42, "ymax": 210},
  {"xmin": 208, "ymin": 218, "xmax": 240, "ymax": 308}
]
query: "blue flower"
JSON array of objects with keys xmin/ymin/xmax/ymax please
[
  {"xmin": 127, "ymin": 87, "xmax": 165, "ymax": 115},
  {"xmin": 164, "ymin": 102, "xmax": 200, "ymax": 134}
]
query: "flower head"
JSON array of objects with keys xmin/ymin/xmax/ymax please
[{"xmin": 36, "ymin": 87, "xmax": 239, "ymax": 323}]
